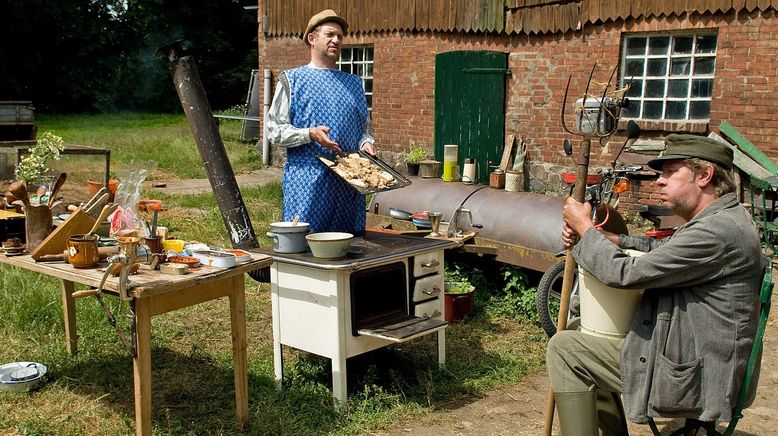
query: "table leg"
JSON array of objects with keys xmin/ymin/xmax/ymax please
[
  {"xmin": 133, "ymin": 298, "xmax": 152, "ymax": 436},
  {"xmin": 229, "ymin": 275, "xmax": 248, "ymax": 430},
  {"xmin": 270, "ymin": 273, "xmax": 283, "ymax": 388},
  {"xmin": 437, "ymin": 330, "xmax": 446, "ymax": 366},
  {"xmin": 60, "ymin": 280, "xmax": 77, "ymax": 355},
  {"xmin": 331, "ymin": 353, "xmax": 348, "ymax": 404}
]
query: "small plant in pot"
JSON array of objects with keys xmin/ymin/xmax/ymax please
[
  {"xmin": 444, "ymin": 265, "xmax": 475, "ymax": 323},
  {"xmin": 404, "ymin": 140, "xmax": 427, "ymax": 176}
]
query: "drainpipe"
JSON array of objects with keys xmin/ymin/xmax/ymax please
[
  {"xmin": 263, "ymin": 68, "xmax": 272, "ymax": 166},
  {"xmin": 157, "ymin": 40, "xmax": 259, "ymax": 250}
]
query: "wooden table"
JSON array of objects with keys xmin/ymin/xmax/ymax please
[{"xmin": 0, "ymin": 252, "xmax": 272, "ymax": 435}]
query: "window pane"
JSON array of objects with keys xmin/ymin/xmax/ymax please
[
  {"xmin": 341, "ymin": 49, "xmax": 352, "ymax": 62},
  {"xmin": 622, "ymin": 101, "xmax": 641, "ymax": 118},
  {"xmin": 366, "ymin": 94, "xmax": 372, "ymax": 108},
  {"xmin": 643, "ymin": 101, "xmax": 663, "ymax": 119},
  {"xmin": 626, "ymin": 37, "xmax": 646, "ymax": 56},
  {"xmin": 691, "ymin": 79, "xmax": 713, "ymax": 97},
  {"xmin": 366, "ymin": 63, "xmax": 373, "ymax": 76},
  {"xmin": 648, "ymin": 36, "xmax": 670, "ymax": 55},
  {"xmin": 673, "ymin": 36, "xmax": 693, "ymax": 55},
  {"xmin": 364, "ymin": 79, "xmax": 373, "ymax": 93},
  {"xmin": 645, "ymin": 79, "xmax": 665, "ymax": 98},
  {"xmin": 341, "ymin": 64, "xmax": 352, "ymax": 74},
  {"xmin": 647, "ymin": 58, "xmax": 667, "ymax": 76},
  {"xmin": 690, "ymin": 101, "xmax": 711, "ymax": 119},
  {"xmin": 625, "ymin": 59, "xmax": 644, "ymax": 77},
  {"xmin": 671, "ymin": 57, "xmax": 691, "ymax": 75},
  {"xmin": 366, "ymin": 47, "xmax": 374, "ymax": 61},
  {"xmin": 354, "ymin": 47, "xmax": 364, "ymax": 61},
  {"xmin": 696, "ymin": 35, "xmax": 717, "ymax": 54},
  {"xmin": 354, "ymin": 64, "xmax": 363, "ymax": 76},
  {"xmin": 694, "ymin": 57, "xmax": 715, "ymax": 75},
  {"xmin": 666, "ymin": 101, "xmax": 687, "ymax": 119},
  {"xmin": 667, "ymin": 79, "xmax": 689, "ymax": 97},
  {"xmin": 625, "ymin": 79, "xmax": 643, "ymax": 97}
]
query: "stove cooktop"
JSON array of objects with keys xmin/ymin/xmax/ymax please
[{"xmin": 251, "ymin": 231, "xmax": 455, "ymax": 270}]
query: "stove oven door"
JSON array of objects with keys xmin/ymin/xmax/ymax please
[{"xmin": 351, "ymin": 261, "xmax": 447, "ymax": 342}]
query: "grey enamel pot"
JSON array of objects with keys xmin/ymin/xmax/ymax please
[{"xmin": 266, "ymin": 221, "xmax": 310, "ymax": 253}]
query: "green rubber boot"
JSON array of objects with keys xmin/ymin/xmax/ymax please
[
  {"xmin": 596, "ymin": 389, "xmax": 628, "ymax": 436},
  {"xmin": 554, "ymin": 390, "xmax": 598, "ymax": 436}
]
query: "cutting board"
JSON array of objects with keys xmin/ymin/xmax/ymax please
[{"xmin": 30, "ymin": 207, "xmax": 96, "ymax": 261}]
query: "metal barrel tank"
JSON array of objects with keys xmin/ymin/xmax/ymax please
[{"xmin": 369, "ymin": 177, "xmax": 627, "ymax": 272}]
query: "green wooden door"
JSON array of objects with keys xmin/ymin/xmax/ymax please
[{"xmin": 434, "ymin": 51, "xmax": 508, "ymax": 184}]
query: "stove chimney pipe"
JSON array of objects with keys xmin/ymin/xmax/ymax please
[{"xmin": 158, "ymin": 41, "xmax": 259, "ymax": 249}]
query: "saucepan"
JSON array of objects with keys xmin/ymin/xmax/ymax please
[
  {"xmin": 266, "ymin": 221, "xmax": 310, "ymax": 253},
  {"xmin": 389, "ymin": 208, "xmax": 413, "ymax": 221}
]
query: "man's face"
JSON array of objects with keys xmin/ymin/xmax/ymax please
[
  {"xmin": 656, "ymin": 160, "xmax": 707, "ymax": 220},
  {"xmin": 310, "ymin": 22, "xmax": 344, "ymax": 63}
]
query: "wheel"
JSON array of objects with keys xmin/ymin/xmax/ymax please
[{"xmin": 536, "ymin": 261, "xmax": 579, "ymax": 338}]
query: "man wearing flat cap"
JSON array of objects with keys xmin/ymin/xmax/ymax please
[
  {"xmin": 267, "ymin": 9, "xmax": 376, "ymax": 234},
  {"xmin": 546, "ymin": 134, "xmax": 762, "ymax": 434}
]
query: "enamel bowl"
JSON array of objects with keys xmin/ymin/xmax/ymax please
[{"xmin": 305, "ymin": 232, "xmax": 353, "ymax": 259}]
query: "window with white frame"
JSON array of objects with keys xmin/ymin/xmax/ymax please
[
  {"xmin": 620, "ymin": 32, "xmax": 717, "ymax": 121},
  {"xmin": 337, "ymin": 46, "xmax": 374, "ymax": 110}
]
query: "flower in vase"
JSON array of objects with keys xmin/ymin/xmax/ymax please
[{"xmin": 15, "ymin": 132, "xmax": 64, "ymax": 185}]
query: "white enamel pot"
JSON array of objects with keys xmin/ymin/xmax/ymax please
[{"xmin": 266, "ymin": 221, "xmax": 310, "ymax": 253}]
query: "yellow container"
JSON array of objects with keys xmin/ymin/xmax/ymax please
[
  {"xmin": 162, "ymin": 239, "xmax": 185, "ymax": 253},
  {"xmin": 442, "ymin": 144, "xmax": 459, "ymax": 182}
]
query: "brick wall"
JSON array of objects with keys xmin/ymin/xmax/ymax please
[{"xmin": 258, "ymin": 9, "xmax": 778, "ymax": 212}]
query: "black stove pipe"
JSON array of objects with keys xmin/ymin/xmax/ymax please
[{"xmin": 160, "ymin": 42, "xmax": 259, "ymax": 251}]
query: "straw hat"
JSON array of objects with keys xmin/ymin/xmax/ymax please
[{"xmin": 303, "ymin": 9, "xmax": 348, "ymax": 46}]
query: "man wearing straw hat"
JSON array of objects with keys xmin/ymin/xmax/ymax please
[
  {"xmin": 266, "ymin": 9, "xmax": 376, "ymax": 234},
  {"xmin": 547, "ymin": 134, "xmax": 762, "ymax": 434}
]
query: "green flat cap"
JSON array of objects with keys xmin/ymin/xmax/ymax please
[{"xmin": 647, "ymin": 134, "xmax": 734, "ymax": 170}]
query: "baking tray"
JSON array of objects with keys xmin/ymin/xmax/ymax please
[{"xmin": 318, "ymin": 150, "xmax": 412, "ymax": 195}]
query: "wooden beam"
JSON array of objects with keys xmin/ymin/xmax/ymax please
[{"xmin": 719, "ymin": 121, "xmax": 778, "ymax": 176}]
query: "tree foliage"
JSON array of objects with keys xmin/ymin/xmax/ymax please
[{"xmin": 0, "ymin": 0, "xmax": 257, "ymax": 113}]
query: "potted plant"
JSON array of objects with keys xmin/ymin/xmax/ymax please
[
  {"xmin": 15, "ymin": 132, "xmax": 64, "ymax": 191},
  {"xmin": 12, "ymin": 132, "xmax": 64, "ymax": 251},
  {"xmin": 444, "ymin": 266, "xmax": 475, "ymax": 323},
  {"xmin": 404, "ymin": 140, "xmax": 427, "ymax": 176}
]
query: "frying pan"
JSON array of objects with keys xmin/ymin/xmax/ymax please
[{"xmin": 389, "ymin": 208, "xmax": 413, "ymax": 220}]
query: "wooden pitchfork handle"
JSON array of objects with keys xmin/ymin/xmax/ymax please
[{"xmin": 543, "ymin": 137, "xmax": 593, "ymax": 435}]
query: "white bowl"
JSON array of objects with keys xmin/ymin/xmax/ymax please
[
  {"xmin": 0, "ymin": 361, "xmax": 48, "ymax": 393},
  {"xmin": 305, "ymin": 232, "xmax": 353, "ymax": 259},
  {"xmin": 191, "ymin": 250, "xmax": 237, "ymax": 268}
]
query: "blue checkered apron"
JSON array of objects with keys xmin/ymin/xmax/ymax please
[{"xmin": 282, "ymin": 66, "xmax": 368, "ymax": 233}]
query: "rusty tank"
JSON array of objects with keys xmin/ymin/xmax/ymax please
[{"xmin": 368, "ymin": 177, "xmax": 627, "ymax": 272}]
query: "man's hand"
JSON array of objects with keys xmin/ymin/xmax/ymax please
[
  {"xmin": 309, "ymin": 126, "xmax": 341, "ymax": 153},
  {"xmin": 562, "ymin": 197, "xmax": 594, "ymax": 249},
  {"xmin": 360, "ymin": 142, "xmax": 377, "ymax": 156}
]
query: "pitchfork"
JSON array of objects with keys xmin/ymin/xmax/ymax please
[{"xmin": 543, "ymin": 62, "xmax": 630, "ymax": 436}]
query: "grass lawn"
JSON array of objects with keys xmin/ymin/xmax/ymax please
[{"xmin": 1, "ymin": 113, "xmax": 547, "ymax": 435}]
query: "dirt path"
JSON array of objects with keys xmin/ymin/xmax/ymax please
[{"xmin": 382, "ymin": 275, "xmax": 778, "ymax": 436}]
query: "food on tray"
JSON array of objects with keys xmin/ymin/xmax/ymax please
[{"xmin": 319, "ymin": 153, "xmax": 397, "ymax": 191}]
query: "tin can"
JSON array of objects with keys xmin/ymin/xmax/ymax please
[{"xmin": 489, "ymin": 169, "xmax": 505, "ymax": 189}]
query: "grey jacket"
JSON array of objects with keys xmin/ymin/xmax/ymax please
[{"xmin": 573, "ymin": 193, "xmax": 762, "ymax": 423}]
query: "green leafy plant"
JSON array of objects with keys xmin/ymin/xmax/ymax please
[
  {"xmin": 15, "ymin": 131, "xmax": 64, "ymax": 184},
  {"xmin": 444, "ymin": 264, "xmax": 475, "ymax": 294},
  {"xmin": 404, "ymin": 140, "xmax": 427, "ymax": 164}
]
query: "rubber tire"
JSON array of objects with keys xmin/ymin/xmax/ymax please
[{"xmin": 536, "ymin": 260, "xmax": 579, "ymax": 338}]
